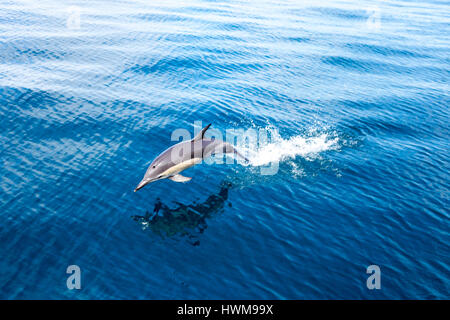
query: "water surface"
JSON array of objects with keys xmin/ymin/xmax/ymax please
[{"xmin": 0, "ymin": 0, "xmax": 449, "ymax": 299}]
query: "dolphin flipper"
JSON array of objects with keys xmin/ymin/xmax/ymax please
[{"xmin": 169, "ymin": 174, "xmax": 192, "ymax": 183}]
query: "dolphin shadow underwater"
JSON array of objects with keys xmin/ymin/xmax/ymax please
[{"xmin": 132, "ymin": 181, "xmax": 233, "ymax": 245}]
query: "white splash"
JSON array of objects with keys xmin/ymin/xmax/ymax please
[{"xmin": 243, "ymin": 129, "xmax": 339, "ymax": 167}]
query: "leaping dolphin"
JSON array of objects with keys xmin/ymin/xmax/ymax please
[{"xmin": 134, "ymin": 124, "xmax": 247, "ymax": 192}]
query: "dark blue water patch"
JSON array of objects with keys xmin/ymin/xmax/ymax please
[
  {"xmin": 123, "ymin": 56, "xmax": 268, "ymax": 81},
  {"xmin": 344, "ymin": 116, "xmax": 423, "ymax": 141},
  {"xmin": 321, "ymin": 55, "xmax": 386, "ymax": 72},
  {"xmin": 232, "ymin": 83, "xmax": 312, "ymax": 105},
  {"xmin": 156, "ymin": 32, "xmax": 246, "ymax": 45},
  {"xmin": 0, "ymin": 40, "xmax": 68, "ymax": 64},
  {"xmin": 285, "ymin": 36, "xmax": 311, "ymax": 43},
  {"xmin": 213, "ymin": 21, "xmax": 258, "ymax": 32},
  {"xmin": 327, "ymin": 94, "xmax": 449, "ymax": 143},
  {"xmin": 310, "ymin": 7, "xmax": 368, "ymax": 21},
  {"xmin": 1, "ymin": 87, "xmax": 184, "ymax": 141},
  {"xmin": 132, "ymin": 12, "xmax": 263, "ymax": 35},
  {"xmin": 0, "ymin": 36, "xmax": 124, "ymax": 65},
  {"xmin": 0, "ymin": 87, "xmax": 66, "ymax": 130},
  {"xmin": 1, "ymin": 88, "xmax": 80, "ymax": 137},
  {"xmin": 132, "ymin": 12, "xmax": 198, "ymax": 23},
  {"xmin": 344, "ymin": 42, "xmax": 431, "ymax": 59},
  {"xmin": 179, "ymin": 5, "xmax": 232, "ymax": 16},
  {"xmin": 0, "ymin": 8, "xmax": 62, "ymax": 27},
  {"xmin": 320, "ymin": 55, "xmax": 450, "ymax": 79},
  {"xmin": 125, "ymin": 57, "xmax": 208, "ymax": 75},
  {"xmin": 196, "ymin": 46, "xmax": 259, "ymax": 60}
]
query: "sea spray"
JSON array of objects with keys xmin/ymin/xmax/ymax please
[{"xmin": 234, "ymin": 127, "xmax": 339, "ymax": 173}]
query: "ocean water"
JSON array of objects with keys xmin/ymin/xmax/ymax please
[{"xmin": 0, "ymin": 0, "xmax": 448, "ymax": 299}]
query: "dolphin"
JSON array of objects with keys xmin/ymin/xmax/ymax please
[{"xmin": 134, "ymin": 124, "xmax": 247, "ymax": 192}]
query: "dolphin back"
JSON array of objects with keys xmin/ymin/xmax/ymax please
[{"xmin": 202, "ymin": 139, "xmax": 248, "ymax": 162}]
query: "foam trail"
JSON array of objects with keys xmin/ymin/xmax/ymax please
[{"xmin": 242, "ymin": 130, "xmax": 339, "ymax": 167}]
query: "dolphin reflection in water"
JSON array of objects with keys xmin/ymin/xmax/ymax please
[{"xmin": 132, "ymin": 181, "xmax": 232, "ymax": 245}]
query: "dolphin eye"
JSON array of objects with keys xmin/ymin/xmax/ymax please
[{"xmin": 152, "ymin": 165, "xmax": 156, "ymax": 168}]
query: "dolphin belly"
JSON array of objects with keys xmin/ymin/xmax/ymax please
[{"xmin": 160, "ymin": 157, "xmax": 202, "ymax": 177}]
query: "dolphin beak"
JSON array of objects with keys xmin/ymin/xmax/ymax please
[
  {"xmin": 134, "ymin": 179, "xmax": 150, "ymax": 192},
  {"xmin": 134, "ymin": 177, "xmax": 160, "ymax": 192}
]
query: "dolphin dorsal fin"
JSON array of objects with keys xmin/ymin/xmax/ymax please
[{"xmin": 192, "ymin": 123, "xmax": 211, "ymax": 142}]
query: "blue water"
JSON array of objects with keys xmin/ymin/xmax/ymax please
[{"xmin": 1, "ymin": 0, "xmax": 449, "ymax": 299}]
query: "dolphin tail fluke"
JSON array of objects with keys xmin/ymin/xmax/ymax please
[
  {"xmin": 220, "ymin": 142, "xmax": 249, "ymax": 164},
  {"xmin": 234, "ymin": 149, "xmax": 250, "ymax": 163}
]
